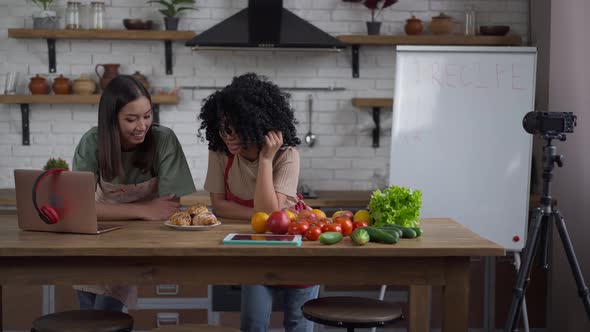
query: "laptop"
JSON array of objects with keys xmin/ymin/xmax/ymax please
[{"xmin": 14, "ymin": 169, "xmax": 122, "ymax": 234}]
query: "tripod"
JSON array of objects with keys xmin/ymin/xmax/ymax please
[{"xmin": 505, "ymin": 135, "xmax": 590, "ymax": 331}]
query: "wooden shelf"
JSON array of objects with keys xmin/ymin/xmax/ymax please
[
  {"xmin": 351, "ymin": 98, "xmax": 394, "ymax": 148},
  {"xmin": 338, "ymin": 34, "xmax": 522, "ymax": 46},
  {"xmin": 352, "ymin": 98, "xmax": 393, "ymax": 108},
  {"xmin": 7, "ymin": 29, "xmax": 195, "ymax": 41},
  {"xmin": 0, "ymin": 94, "xmax": 179, "ymax": 105},
  {"xmin": 0, "ymin": 94, "xmax": 179, "ymax": 146},
  {"xmin": 7, "ymin": 29, "xmax": 196, "ymax": 75},
  {"xmin": 337, "ymin": 34, "xmax": 523, "ymax": 78}
]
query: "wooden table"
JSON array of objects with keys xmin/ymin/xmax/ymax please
[{"xmin": 0, "ymin": 216, "xmax": 503, "ymax": 332}]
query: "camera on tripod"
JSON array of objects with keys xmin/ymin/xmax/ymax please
[{"xmin": 522, "ymin": 111, "xmax": 577, "ymax": 139}]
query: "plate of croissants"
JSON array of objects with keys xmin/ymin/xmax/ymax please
[{"xmin": 164, "ymin": 203, "xmax": 221, "ymax": 231}]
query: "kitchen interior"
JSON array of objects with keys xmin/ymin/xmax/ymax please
[{"xmin": 1, "ymin": 0, "xmax": 588, "ymax": 331}]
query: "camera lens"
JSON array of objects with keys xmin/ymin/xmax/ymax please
[{"xmin": 522, "ymin": 112, "xmax": 539, "ymax": 134}]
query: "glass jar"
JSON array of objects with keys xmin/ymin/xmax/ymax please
[
  {"xmin": 65, "ymin": 1, "xmax": 81, "ymax": 29},
  {"xmin": 464, "ymin": 5, "xmax": 477, "ymax": 36},
  {"xmin": 90, "ymin": 1, "xmax": 105, "ymax": 30}
]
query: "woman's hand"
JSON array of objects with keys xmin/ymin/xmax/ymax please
[
  {"xmin": 259, "ymin": 131, "xmax": 283, "ymax": 162},
  {"xmin": 140, "ymin": 194, "xmax": 181, "ymax": 221}
]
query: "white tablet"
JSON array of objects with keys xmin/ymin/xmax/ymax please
[{"xmin": 222, "ymin": 233, "xmax": 302, "ymax": 246}]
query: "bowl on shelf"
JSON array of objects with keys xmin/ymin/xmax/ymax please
[
  {"xmin": 479, "ymin": 25, "xmax": 510, "ymax": 36},
  {"xmin": 123, "ymin": 19, "xmax": 154, "ymax": 30}
]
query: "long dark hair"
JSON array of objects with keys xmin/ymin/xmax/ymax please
[
  {"xmin": 97, "ymin": 75, "xmax": 155, "ymax": 182},
  {"xmin": 198, "ymin": 73, "xmax": 300, "ymax": 153}
]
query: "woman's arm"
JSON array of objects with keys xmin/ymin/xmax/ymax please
[
  {"xmin": 96, "ymin": 194, "xmax": 180, "ymax": 221},
  {"xmin": 254, "ymin": 131, "xmax": 287, "ymax": 212},
  {"xmin": 210, "ymin": 193, "xmax": 255, "ymax": 220}
]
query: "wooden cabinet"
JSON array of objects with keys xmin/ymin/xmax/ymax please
[{"xmin": 1, "ymin": 286, "xmax": 43, "ymax": 330}]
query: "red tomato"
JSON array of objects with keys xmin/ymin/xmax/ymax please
[
  {"xmin": 336, "ymin": 219, "xmax": 353, "ymax": 236},
  {"xmin": 288, "ymin": 221, "xmax": 310, "ymax": 235},
  {"xmin": 352, "ymin": 220, "xmax": 369, "ymax": 231},
  {"xmin": 305, "ymin": 225, "xmax": 322, "ymax": 241},
  {"xmin": 325, "ymin": 223, "xmax": 342, "ymax": 233}
]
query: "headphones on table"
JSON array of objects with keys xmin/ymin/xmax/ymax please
[{"xmin": 32, "ymin": 168, "xmax": 68, "ymax": 225}]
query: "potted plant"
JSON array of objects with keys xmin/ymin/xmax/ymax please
[
  {"xmin": 147, "ymin": 0, "xmax": 197, "ymax": 31},
  {"xmin": 31, "ymin": 0, "xmax": 58, "ymax": 30},
  {"xmin": 362, "ymin": 0, "xmax": 398, "ymax": 35},
  {"xmin": 43, "ymin": 157, "xmax": 70, "ymax": 171}
]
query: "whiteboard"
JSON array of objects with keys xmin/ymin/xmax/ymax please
[{"xmin": 389, "ymin": 46, "xmax": 536, "ymax": 251}]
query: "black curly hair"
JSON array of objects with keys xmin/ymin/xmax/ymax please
[{"xmin": 198, "ymin": 73, "xmax": 300, "ymax": 153}]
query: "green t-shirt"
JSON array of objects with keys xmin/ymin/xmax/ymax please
[{"xmin": 73, "ymin": 125, "xmax": 196, "ymax": 198}]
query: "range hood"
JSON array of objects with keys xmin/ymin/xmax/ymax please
[{"xmin": 186, "ymin": 0, "xmax": 345, "ymax": 52}]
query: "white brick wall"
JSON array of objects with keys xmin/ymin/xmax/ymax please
[{"xmin": 0, "ymin": 0, "xmax": 528, "ymax": 190}]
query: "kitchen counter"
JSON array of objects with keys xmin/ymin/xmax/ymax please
[{"xmin": 0, "ymin": 188, "xmax": 371, "ymax": 209}]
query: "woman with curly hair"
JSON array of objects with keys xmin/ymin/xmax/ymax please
[{"xmin": 199, "ymin": 73, "xmax": 318, "ymax": 332}]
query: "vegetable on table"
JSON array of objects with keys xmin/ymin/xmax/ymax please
[{"xmin": 368, "ymin": 185, "xmax": 422, "ymax": 228}]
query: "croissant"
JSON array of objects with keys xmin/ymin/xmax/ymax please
[
  {"xmin": 192, "ymin": 211, "xmax": 218, "ymax": 226},
  {"xmin": 169, "ymin": 211, "xmax": 191, "ymax": 226},
  {"xmin": 186, "ymin": 203, "xmax": 209, "ymax": 217}
]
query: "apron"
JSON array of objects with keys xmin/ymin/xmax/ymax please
[
  {"xmin": 73, "ymin": 176, "xmax": 159, "ymax": 308},
  {"xmin": 224, "ymin": 154, "xmax": 309, "ymax": 212}
]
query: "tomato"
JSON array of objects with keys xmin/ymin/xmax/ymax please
[
  {"xmin": 352, "ymin": 220, "xmax": 369, "ymax": 231},
  {"xmin": 335, "ymin": 218, "xmax": 353, "ymax": 236},
  {"xmin": 324, "ymin": 223, "xmax": 342, "ymax": 233},
  {"xmin": 305, "ymin": 225, "xmax": 322, "ymax": 241},
  {"xmin": 288, "ymin": 221, "xmax": 310, "ymax": 235}
]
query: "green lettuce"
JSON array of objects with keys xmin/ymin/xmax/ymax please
[{"xmin": 369, "ymin": 185, "xmax": 422, "ymax": 227}]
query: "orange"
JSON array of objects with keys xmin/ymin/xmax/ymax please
[
  {"xmin": 251, "ymin": 212, "xmax": 269, "ymax": 233},
  {"xmin": 285, "ymin": 209, "xmax": 297, "ymax": 222},
  {"xmin": 312, "ymin": 209, "xmax": 327, "ymax": 220}
]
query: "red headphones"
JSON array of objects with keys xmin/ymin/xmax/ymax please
[{"xmin": 32, "ymin": 168, "xmax": 68, "ymax": 225}]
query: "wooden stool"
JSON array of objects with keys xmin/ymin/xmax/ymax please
[
  {"xmin": 31, "ymin": 310, "xmax": 133, "ymax": 332},
  {"xmin": 302, "ymin": 296, "xmax": 403, "ymax": 332},
  {"xmin": 150, "ymin": 324, "xmax": 241, "ymax": 332}
]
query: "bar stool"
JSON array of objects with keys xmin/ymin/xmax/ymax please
[
  {"xmin": 150, "ymin": 324, "xmax": 241, "ymax": 332},
  {"xmin": 302, "ymin": 296, "xmax": 403, "ymax": 332},
  {"xmin": 31, "ymin": 310, "xmax": 133, "ymax": 332}
]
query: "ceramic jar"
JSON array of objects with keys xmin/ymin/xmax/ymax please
[
  {"xmin": 405, "ymin": 16, "xmax": 423, "ymax": 35},
  {"xmin": 428, "ymin": 13, "xmax": 454, "ymax": 35},
  {"xmin": 95, "ymin": 63, "xmax": 120, "ymax": 90},
  {"xmin": 72, "ymin": 74, "xmax": 96, "ymax": 95},
  {"xmin": 52, "ymin": 75, "xmax": 71, "ymax": 95},
  {"xmin": 131, "ymin": 71, "xmax": 150, "ymax": 91},
  {"xmin": 28, "ymin": 74, "xmax": 49, "ymax": 95}
]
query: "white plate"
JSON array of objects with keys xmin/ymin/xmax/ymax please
[{"xmin": 164, "ymin": 220, "xmax": 222, "ymax": 231}]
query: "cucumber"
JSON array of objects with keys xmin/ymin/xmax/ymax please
[
  {"xmin": 319, "ymin": 232, "xmax": 343, "ymax": 245},
  {"xmin": 376, "ymin": 227, "xmax": 402, "ymax": 239},
  {"xmin": 401, "ymin": 227, "xmax": 418, "ymax": 239},
  {"xmin": 361, "ymin": 227, "xmax": 398, "ymax": 244},
  {"xmin": 412, "ymin": 227, "xmax": 423, "ymax": 237},
  {"xmin": 377, "ymin": 225, "xmax": 403, "ymax": 237},
  {"xmin": 350, "ymin": 228, "xmax": 370, "ymax": 245}
]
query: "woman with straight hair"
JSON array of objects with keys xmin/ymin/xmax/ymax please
[{"xmin": 72, "ymin": 75, "xmax": 196, "ymax": 311}]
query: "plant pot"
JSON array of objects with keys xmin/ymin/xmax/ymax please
[
  {"xmin": 33, "ymin": 11, "xmax": 58, "ymax": 30},
  {"xmin": 366, "ymin": 21, "xmax": 382, "ymax": 35},
  {"xmin": 164, "ymin": 17, "xmax": 179, "ymax": 31}
]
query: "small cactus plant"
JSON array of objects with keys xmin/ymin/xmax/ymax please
[{"xmin": 43, "ymin": 157, "xmax": 70, "ymax": 171}]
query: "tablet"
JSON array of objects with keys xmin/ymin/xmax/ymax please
[{"xmin": 222, "ymin": 233, "xmax": 302, "ymax": 246}]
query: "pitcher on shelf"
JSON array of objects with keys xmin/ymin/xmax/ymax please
[{"xmin": 95, "ymin": 64, "xmax": 120, "ymax": 90}]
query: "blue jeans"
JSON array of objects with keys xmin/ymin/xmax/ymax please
[
  {"xmin": 240, "ymin": 285, "xmax": 320, "ymax": 332},
  {"xmin": 76, "ymin": 290, "xmax": 125, "ymax": 311}
]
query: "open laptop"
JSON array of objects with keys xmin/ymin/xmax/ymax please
[{"xmin": 14, "ymin": 169, "xmax": 122, "ymax": 234}]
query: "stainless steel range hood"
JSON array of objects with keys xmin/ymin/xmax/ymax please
[{"xmin": 185, "ymin": 0, "xmax": 345, "ymax": 52}]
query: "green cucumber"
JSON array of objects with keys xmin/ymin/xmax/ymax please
[
  {"xmin": 401, "ymin": 227, "xmax": 418, "ymax": 239},
  {"xmin": 361, "ymin": 227, "xmax": 398, "ymax": 244},
  {"xmin": 376, "ymin": 227, "xmax": 402, "ymax": 240},
  {"xmin": 412, "ymin": 227, "xmax": 423, "ymax": 237},
  {"xmin": 377, "ymin": 225, "xmax": 403, "ymax": 237},
  {"xmin": 350, "ymin": 228, "xmax": 370, "ymax": 245},
  {"xmin": 319, "ymin": 232, "xmax": 343, "ymax": 245}
]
